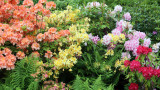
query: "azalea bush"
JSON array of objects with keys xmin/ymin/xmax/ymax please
[
  {"xmin": 0, "ymin": 0, "xmax": 160, "ymax": 90},
  {"xmin": 105, "ymin": 0, "xmax": 160, "ymax": 43},
  {"xmin": 0, "ymin": 0, "xmax": 89, "ymax": 89}
]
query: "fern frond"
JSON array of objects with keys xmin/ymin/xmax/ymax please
[
  {"xmin": 9, "ymin": 56, "xmax": 40, "ymax": 89},
  {"xmin": 92, "ymin": 76, "xmax": 107, "ymax": 90},
  {"xmin": 106, "ymin": 84, "xmax": 114, "ymax": 90},
  {"xmin": 72, "ymin": 76, "xmax": 108, "ymax": 90},
  {"xmin": 83, "ymin": 79, "xmax": 92, "ymax": 90},
  {"xmin": 27, "ymin": 81, "xmax": 39, "ymax": 90},
  {"xmin": 0, "ymin": 84, "xmax": 14, "ymax": 90},
  {"xmin": 72, "ymin": 75, "xmax": 85, "ymax": 90}
]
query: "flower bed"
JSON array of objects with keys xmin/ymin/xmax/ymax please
[{"xmin": 0, "ymin": 0, "xmax": 159, "ymax": 90}]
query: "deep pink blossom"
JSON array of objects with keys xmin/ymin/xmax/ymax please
[{"xmin": 130, "ymin": 60, "xmax": 141, "ymax": 71}]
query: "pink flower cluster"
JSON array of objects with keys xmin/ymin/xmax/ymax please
[
  {"xmin": 124, "ymin": 30, "xmax": 150, "ymax": 56},
  {"xmin": 123, "ymin": 12, "xmax": 131, "ymax": 21},
  {"xmin": 85, "ymin": 2, "xmax": 107, "ymax": 9},
  {"xmin": 143, "ymin": 38, "xmax": 151, "ymax": 47},
  {"xmin": 128, "ymin": 31, "xmax": 146, "ymax": 40},
  {"xmin": 112, "ymin": 28, "xmax": 121, "ymax": 36},
  {"xmin": 116, "ymin": 20, "xmax": 125, "ymax": 32},
  {"xmin": 102, "ymin": 34, "xmax": 112, "ymax": 45},
  {"xmin": 88, "ymin": 33, "xmax": 100, "ymax": 44},
  {"xmin": 43, "ymin": 80, "xmax": 70, "ymax": 90},
  {"xmin": 91, "ymin": 35, "xmax": 100, "ymax": 44},
  {"xmin": 121, "ymin": 52, "xmax": 131, "ymax": 59},
  {"xmin": 116, "ymin": 20, "xmax": 133, "ymax": 31},
  {"xmin": 124, "ymin": 40, "xmax": 139, "ymax": 51},
  {"xmin": 114, "ymin": 5, "xmax": 122, "ymax": 12}
]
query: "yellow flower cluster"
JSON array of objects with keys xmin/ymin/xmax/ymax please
[
  {"xmin": 115, "ymin": 58, "xmax": 127, "ymax": 70},
  {"xmin": 107, "ymin": 33, "xmax": 126, "ymax": 44},
  {"xmin": 69, "ymin": 24, "xmax": 89, "ymax": 44},
  {"xmin": 44, "ymin": 5, "xmax": 80, "ymax": 27},
  {"xmin": 54, "ymin": 44, "xmax": 82, "ymax": 70},
  {"xmin": 105, "ymin": 49, "xmax": 114, "ymax": 58},
  {"xmin": 43, "ymin": 6, "xmax": 91, "ymax": 75},
  {"xmin": 54, "ymin": 19, "xmax": 90, "ymax": 71}
]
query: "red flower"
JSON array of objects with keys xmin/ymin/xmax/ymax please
[
  {"xmin": 130, "ymin": 60, "xmax": 141, "ymax": 71},
  {"xmin": 136, "ymin": 45, "xmax": 152, "ymax": 55},
  {"xmin": 124, "ymin": 60, "xmax": 130, "ymax": 67},
  {"xmin": 154, "ymin": 69, "xmax": 160, "ymax": 77},
  {"xmin": 128, "ymin": 83, "xmax": 139, "ymax": 90},
  {"xmin": 138, "ymin": 67, "xmax": 154, "ymax": 80}
]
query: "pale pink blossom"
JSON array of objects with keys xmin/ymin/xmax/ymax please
[
  {"xmin": 143, "ymin": 38, "xmax": 151, "ymax": 47},
  {"xmin": 121, "ymin": 52, "xmax": 131, "ymax": 59},
  {"xmin": 114, "ymin": 5, "xmax": 122, "ymax": 12},
  {"xmin": 112, "ymin": 29, "xmax": 121, "ymax": 36},
  {"xmin": 110, "ymin": 11, "xmax": 116, "ymax": 17},
  {"xmin": 132, "ymin": 49, "xmax": 138, "ymax": 56},
  {"xmin": 128, "ymin": 31, "xmax": 146, "ymax": 40},
  {"xmin": 123, "ymin": 12, "xmax": 131, "ymax": 21},
  {"xmin": 102, "ymin": 35, "xmax": 112, "ymax": 45},
  {"xmin": 91, "ymin": 35, "xmax": 100, "ymax": 44},
  {"xmin": 88, "ymin": 33, "xmax": 93, "ymax": 40},
  {"xmin": 85, "ymin": 2, "xmax": 107, "ymax": 8},
  {"xmin": 124, "ymin": 40, "xmax": 139, "ymax": 51}
]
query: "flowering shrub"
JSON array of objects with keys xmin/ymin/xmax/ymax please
[
  {"xmin": 0, "ymin": 48, "xmax": 16, "ymax": 70},
  {"xmin": 44, "ymin": 6, "xmax": 82, "ymax": 29},
  {"xmin": 0, "ymin": 0, "xmax": 89, "ymax": 89},
  {"xmin": 0, "ymin": 0, "xmax": 160, "ymax": 90}
]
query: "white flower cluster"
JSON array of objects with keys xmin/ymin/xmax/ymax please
[
  {"xmin": 102, "ymin": 35, "xmax": 112, "ymax": 45},
  {"xmin": 152, "ymin": 42, "xmax": 160, "ymax": 52},
  {"xmin": 85, "ymin": 2, "xmax": 107, "ymax": 9}
]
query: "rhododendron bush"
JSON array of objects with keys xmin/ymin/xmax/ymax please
[{"xmin": 0, "ymin": 0, "xmax": 159, "ymax": 90}]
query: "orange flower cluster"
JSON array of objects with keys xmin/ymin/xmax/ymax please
[
  {"xmin": 0, "ymin": 0, "xmax": 57, "ymax": 48},
  {"xmin": 0, "ymin": 0, "xmax": 70, "ymax": 70},
  {"xmin": 16, "ymin": 51, "xmax": 25, "ymax": 59},
  {"xmin": 0, "ymin": 48, "xmax": 15, "ymax": 70},
  {"xmin": 0, "ymin": 0, "xmax": 57, "ymax": 22},
  {"xmin": 0, "ymin": 48, "xmax": 26, "ymax": 70},
  {"xmin": 37, "ymin": 28, "xmax": 70, "ymax": 42},
  {"xmin": 45, "ymin": 50, "xmax": 53, "ymax": 59}
]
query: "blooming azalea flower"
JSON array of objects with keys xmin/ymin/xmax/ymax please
[
  {"xmin": 16, "ymin": 51, "xmax": 25, "ymax": 59},
  {"xmin": 45, "ymin": 51, "xmax": 53, "ymax": 59},
  {"xmin": 31, "ymin": 42, "xmax": 40, "ymax": 50},
  {"xmin": 46, "ymin": 1, "xmax": 56, "ymax": 9}
]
